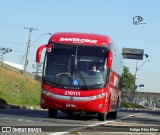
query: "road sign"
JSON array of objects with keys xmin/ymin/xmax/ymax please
[
  {"xmin": 139, "ymin": 84, "xmax": 144, "ymax": 87},
  {"xmin": 122, "ymin": 48, "xmax": 144, "ymax": 60}
]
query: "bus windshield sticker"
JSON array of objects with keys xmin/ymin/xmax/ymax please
[{"xmin": 73, "ymin": 79, "xmax": 79, "ymax": 86}]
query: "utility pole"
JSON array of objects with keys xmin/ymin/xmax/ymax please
[
  {"xmin": 133, "ymin": 59, "xmax": 149, "ymax": 103},
  {"xmin": 24, "ymin": 27, "xmax": 37, "ymax": 72}
]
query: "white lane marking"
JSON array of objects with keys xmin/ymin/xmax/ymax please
[
  {"xmin": 48, "ymin": 132, "xmax": 69, "ymax": 135},
  {"xmin": 48, "ymin": 113, "xmax": 143, "ymax": 135},
  {"xmin": 119, "ymin": 113, "xmax": 143, "ymax": 120}
]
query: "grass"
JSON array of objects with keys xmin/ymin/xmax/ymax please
[
  {"xmin": 120, "ymin": 101, "xmax": 145, "ymax": 109},
  {"xmin": 0, "ymin": 67, "xmax": 41, "ymax": 108}
]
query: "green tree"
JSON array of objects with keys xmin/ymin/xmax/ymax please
[{"xmin": 122, "ymin": 66, "xmax": 135, "ymax": 101}]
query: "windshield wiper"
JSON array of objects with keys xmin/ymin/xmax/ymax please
[
  {"xmin": 75, "ymin": 69, "xmax": 89, "ymax": 89},
  {"xmin": 73, "ymin": 46, "xmax": 88, "ymax": 89},
  {"xmin": 56, "ymin": 72, "xmax": 70, "ymax": 84}
]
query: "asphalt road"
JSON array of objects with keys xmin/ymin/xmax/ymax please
[{"xmin": 0, "ymin": 109, "xmax": 159, "ymax": 135}]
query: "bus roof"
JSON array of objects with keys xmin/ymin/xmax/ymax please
[{"xmin": 49, "ymin": 32, "xmax": 112, "ymax": 46}]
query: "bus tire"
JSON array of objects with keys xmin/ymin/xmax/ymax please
[
  {"xmin": 109, "ymin": 97, "xmax": 119, "ymax": 119},
  {"xmin": 106, "ymin": 112, "xmax": 111, "ymax": 119},
  {"xmin": 48, "ymin": 109, "xmax": 58, "ymax": 118},
  {"xmin": 98, "ymin": 113, "xmax": 106, "ymax": 121},
  {"xmin": 68, "ymin": 111, "xmax": 75, "ymax": 118},
  {"xmin": 116, "ymin": 97, "xmax": 120, "ymax": 111},
  {"xmin": 110, "ymin": 111, "xmax": 117, "ymax": 119}
]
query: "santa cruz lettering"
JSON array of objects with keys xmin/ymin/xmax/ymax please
[{"xmin": 60, "ymin": 38, "xmax": 98, "ymax": 44}]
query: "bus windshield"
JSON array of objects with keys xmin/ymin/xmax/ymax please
[{"xmin": 43, "ymin": 43, "xmax": 109, "ymax": 90}]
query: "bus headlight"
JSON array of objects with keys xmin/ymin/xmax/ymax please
[
  {"xmin": 98, "ymin": 104, "xmax": 102, "ymax": 108},
  {"xmin": 41, "ymin": 99, "xmax": 45, "ymax": 104},
  {"xmin": 42, "ymin": 89, "xmax": 52, "ymax": 96},
  {"xmin": 89, "ymin": 93, "xmax": 106, "ymax": 100}
]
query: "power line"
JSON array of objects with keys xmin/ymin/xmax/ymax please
[
  {"xmin": 141, "ymin": 68, "xmax": 160, "ymax": 76},
  {"xmin": 24, "ymin": 27, "xmax": 38, "ymax": 72},
  {"xmin": 138, "ymin": 78, "xmax": 160, "ymax": 84},
  {"xmin": 0, "ymin": 16, "xmax": 25, "ymax": 28},
  {"xmin": 138, "ymin": 75, "xmax": 160, "ymax": 81},
  {"xmin": 0, "ymin": 41, "xmax": 26, "ymax": 45}
]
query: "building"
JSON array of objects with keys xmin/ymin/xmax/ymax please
[
  {"xmin": 134, "ymin": 92, "xmax": 160, "ymax": 108},
  {"xmin": 122, "ymin": 91, "xmax": 160, "ymax": 108}
]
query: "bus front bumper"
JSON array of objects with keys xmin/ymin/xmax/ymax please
[{"xmin": 41, "ymin": 90, "xmax": 108, "ymax": 113}]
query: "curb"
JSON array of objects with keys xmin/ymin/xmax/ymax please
[
  {"xmin": 0, "ymin": 103, "xmax": 20, "ymax": 109},
  {"xmin": 0, "ymin": 103, "xmax": 41, "ymax": 110}
]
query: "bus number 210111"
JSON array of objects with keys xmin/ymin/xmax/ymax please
[{"xmin": 64, "ymin": 91, "xmax": 80, "ymax": 96}]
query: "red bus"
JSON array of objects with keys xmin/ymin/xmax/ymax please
[{"xmin": 36, "ymin": 32, "xmax": 123, "ymax": 121}]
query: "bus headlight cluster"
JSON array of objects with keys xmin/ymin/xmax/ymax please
[
  {"xmin": 89, "ymin": 93, "xmax": 106, "ymax": 100},
  {"xmin": 98, "ymin": 104, "xmax": 102, "ymax": 109},
  {"xmin": 41, "ymin": 99, "xmax": 45, "ymax": 104},
  {"xmin": 42, "ymin": 89, "xmax": 53, "ymax": 96}
]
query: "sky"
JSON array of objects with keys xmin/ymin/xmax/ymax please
[{"xmin": 0, "ymin": 0, "xmax": 160, "ymax": 93}]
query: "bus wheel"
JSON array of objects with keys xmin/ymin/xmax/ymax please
[
  {"xmin": 98, "ymin": 113, "xmax": 106, "ymax": 121},
  {"xmin": 68, "ymin": 111, "xmax": 74, "ymax": 118},
  {"xmin": 116, "ymin": 97, "xmax": 120, "ymax": 111},
  {"xmin": 48, "ymin": 109, "xmax": 58, "ymax": 118},
  {"xmin": 110, "ymin": 97, "xmax": 119, "ymax": 119},
  {"xmin": 110, "ymin": 111, "xmax": 117, "ymax": 119}
]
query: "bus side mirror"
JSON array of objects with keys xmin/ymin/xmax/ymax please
[
  {"xmin": 107, "ymin": 50, "xmax": 113, "ymax": 69},
  {"xmin": 36, "ymin": 44, "xmax": 47, "ymax": 63}
]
